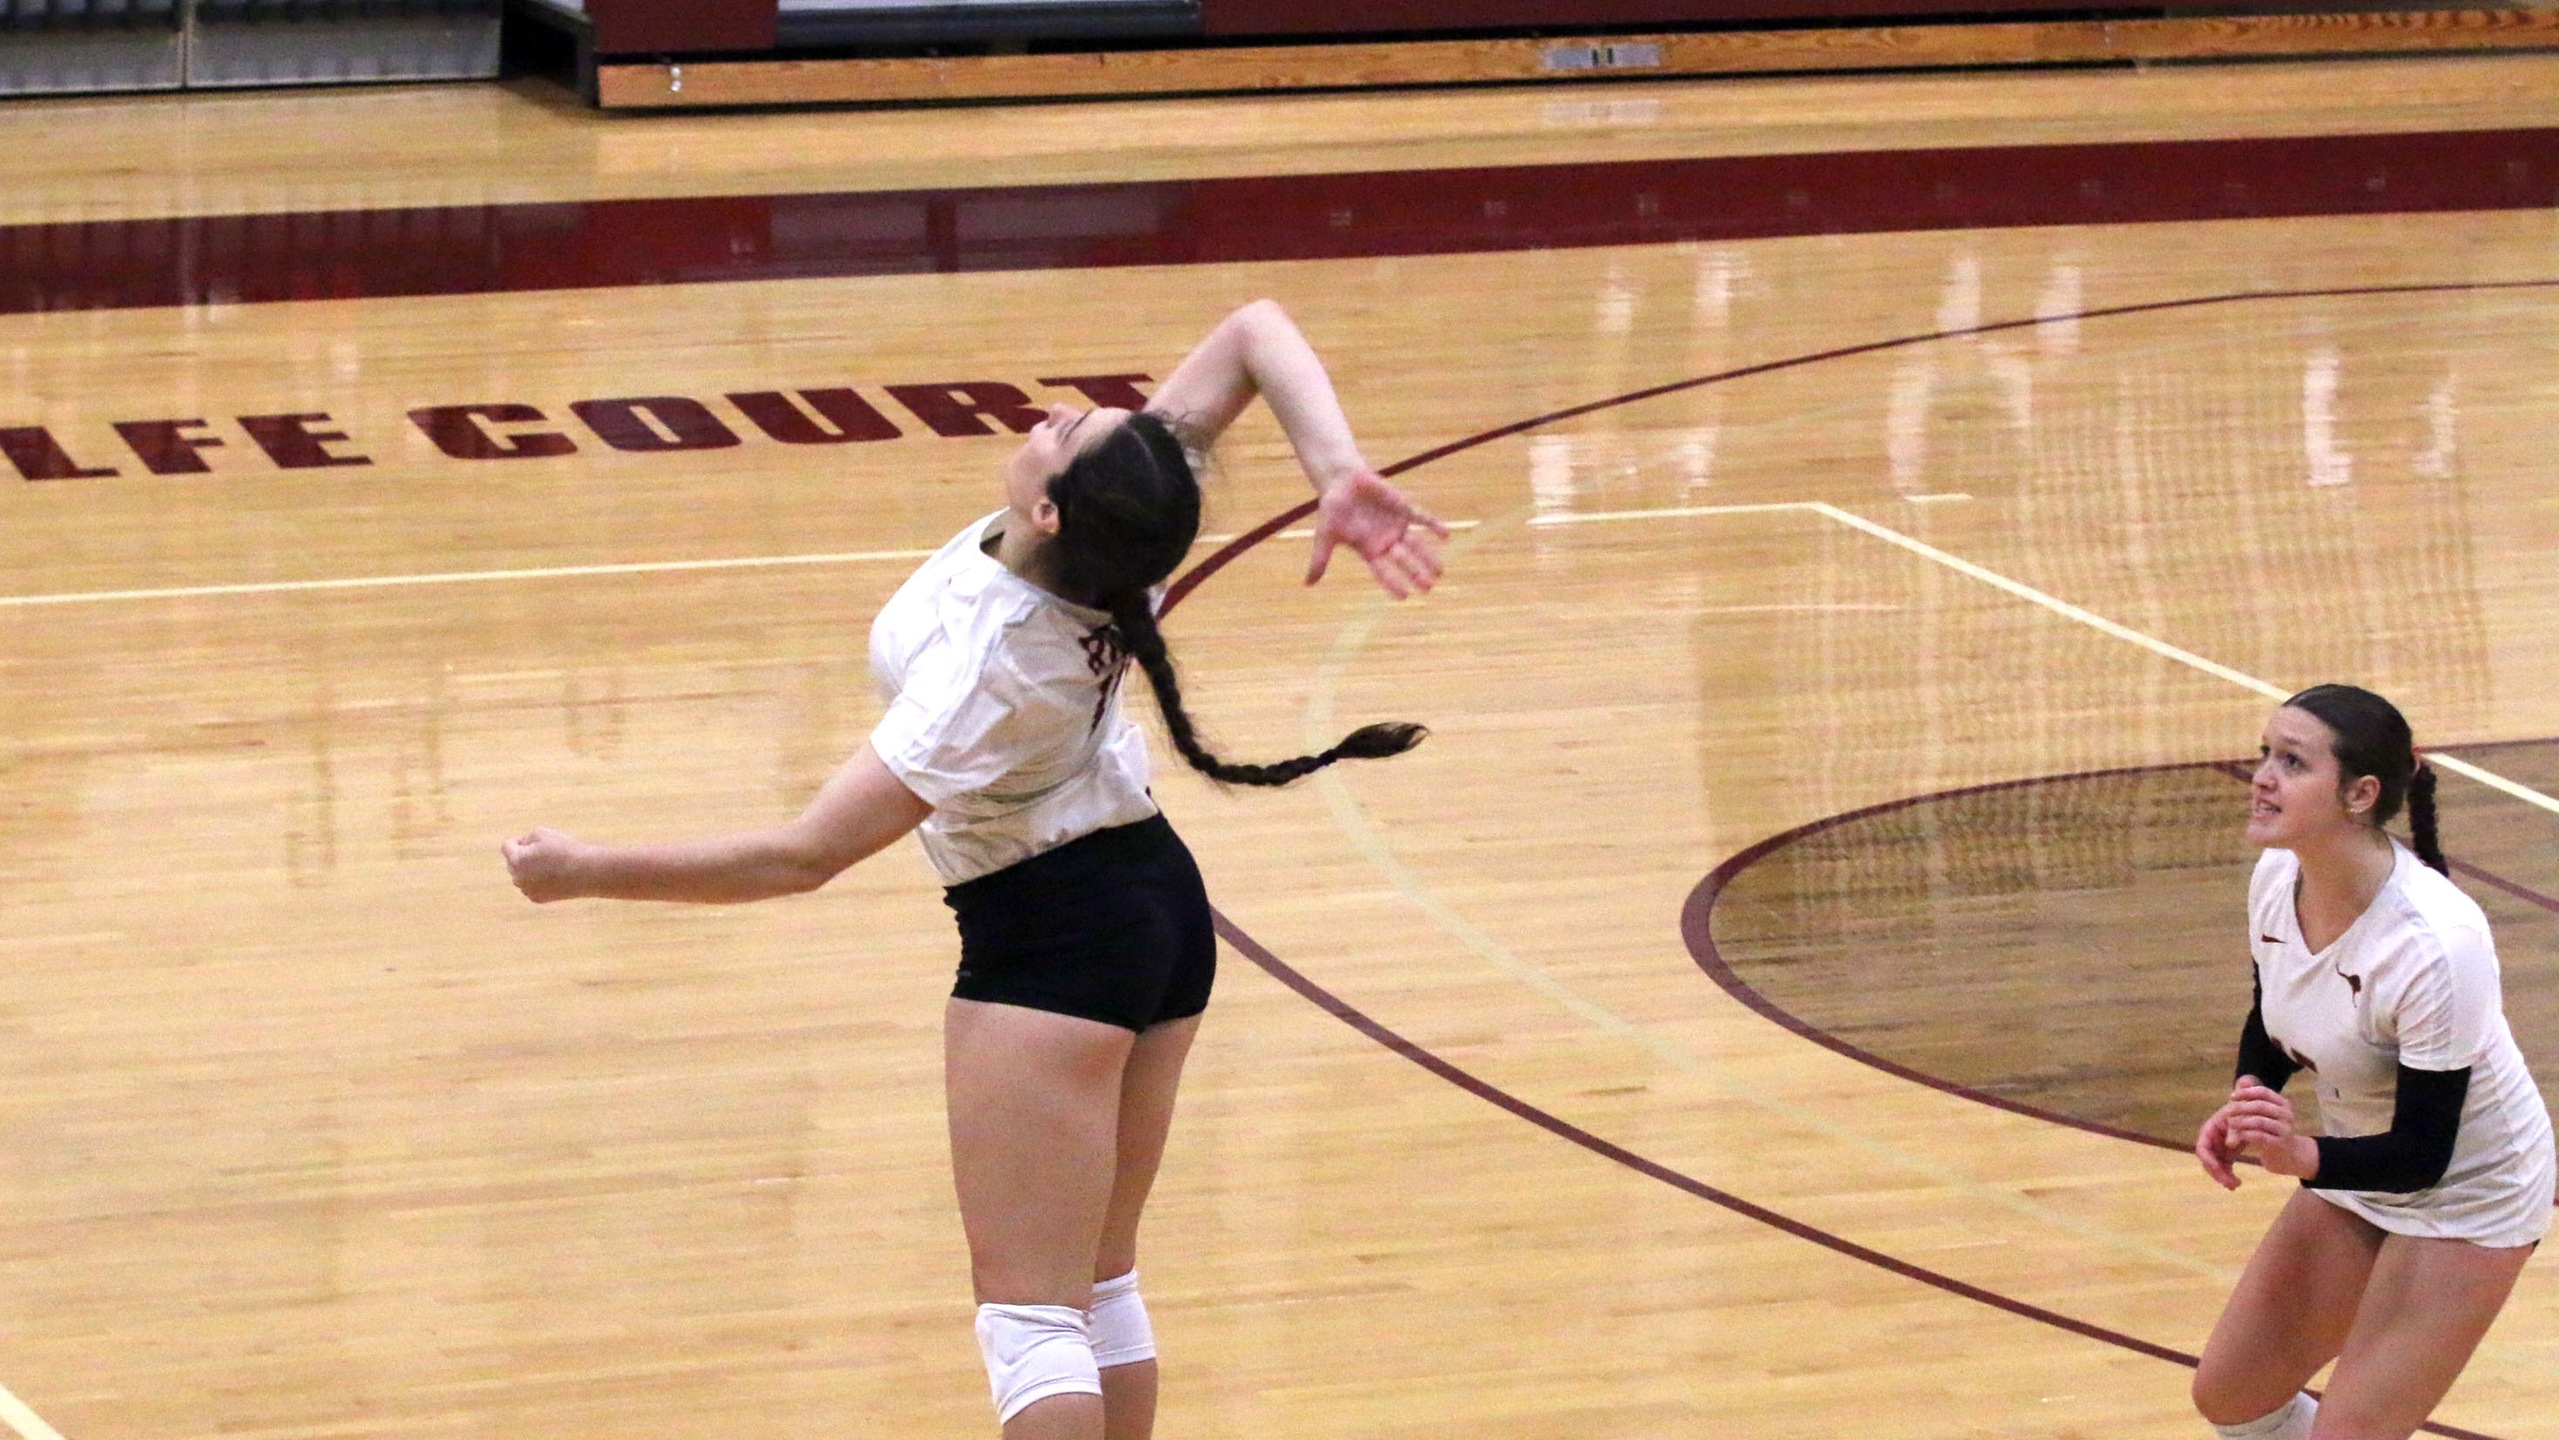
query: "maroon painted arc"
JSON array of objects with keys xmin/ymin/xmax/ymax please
[
  {"xmin": 1681, "ymin": 756, "xmax": 2559, "ymax": 1157},
  {"xmin": 1681, "ymin": 760, "xmax": 2216, "ymax": 1155},
  {"xmin": 1149, "ymin": 280, "xmax": 2559, "ymax": 1440},
  {"xmin": 2208, "ymin": 759, "xmax": 2559, "ymax": 917},
  {"xmin": 7, "ymin": 127, "xmax": 2559, "ymax": 316}
]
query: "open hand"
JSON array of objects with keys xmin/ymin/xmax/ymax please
[
  {"xmin": 502, "ymin": 826, "xmax": 589, "ymax": 903},
  {"xmin": 1306, "ymin": 469, "xmax": 1451, "ymax": 599}
]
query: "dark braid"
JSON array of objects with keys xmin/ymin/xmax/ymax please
[
  {"xmin": 2407, "ymin": 761, "xmax": 2445, "ymax": 876},
  {"xmin": 2283, "ymin": 683, "xmax": 2447, "ymax": 875},
  {"xmin": 1050, "ymin": 411, "xmax": 1425, "ymax": 787}
]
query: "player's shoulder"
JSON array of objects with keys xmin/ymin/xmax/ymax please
[
  {"xmin": 2386, "ymin": 852, "xmax": 2491, "ymax": 952},
  {"xmin": 966, "ymin": 594, "xmax": 1110, "ymax": 704}
]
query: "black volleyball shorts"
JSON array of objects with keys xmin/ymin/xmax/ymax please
[{"xmin": 942, "ymin": 813, "xmax": 1216, "ymax": 1032}]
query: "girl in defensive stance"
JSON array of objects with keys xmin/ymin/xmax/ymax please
[
  {"xmin": 503, "ymin": 300, "xmax": 1447, "ymax": 1440},
  {"xmin": 2193, "ymin": 684, "xmax": 2551, "ymax": 1440}
]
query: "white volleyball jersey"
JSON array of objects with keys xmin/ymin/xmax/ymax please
[
  {"xmin": 2249, "ymin": 844, "xmax": 2554, "ymax": 1246},
  {"xmin": 867, "ymin": 511, "xmax": 1157, "ymax": 885}
]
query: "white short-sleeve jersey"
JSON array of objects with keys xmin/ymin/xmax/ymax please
[
  {"xmin": 2249, "ymin": 844, "xmax": 2554, "ymax": 1246},
  {"xmin": 867, "ymin": 512, "xmax": 1157, "ymax": 885}
]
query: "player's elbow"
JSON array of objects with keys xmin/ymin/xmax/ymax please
[
  {"xmin": 762, "ymin": 833, "xmax": 849, "ymax": 895},
  {"xmin": 777, "ymin": 858, "xmax": 837, "ymax": 895},
  {"xmin": 2404, "ymin": 1135, "xmax": 2459, "ymax": 1191}
]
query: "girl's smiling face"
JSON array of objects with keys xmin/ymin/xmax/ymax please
[{"xmin": 2248, "ymin": 704, "xmax": 2382, "ymax": 849}]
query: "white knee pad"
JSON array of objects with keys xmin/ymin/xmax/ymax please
[
  {"xmin": 1088, "ymin": 1270, "xmax": 1157, "ymax": 1368},
  {"xmin": 2212, "ymin": 1392, "xmax": 2317, "ymax": 1440},
  {"xmin": 974, "ymin": 1303, "xmax": 1101, "ymax": 1422}
]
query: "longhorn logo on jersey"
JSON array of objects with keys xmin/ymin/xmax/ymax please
[{"xmin": 1080, "ymin": 623, "xmax": 1130, "ymax": 734}]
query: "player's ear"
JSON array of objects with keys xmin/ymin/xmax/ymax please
[{"xmin": 2342, "ymin": 772, "xmax": 2381, "ymax": 818}]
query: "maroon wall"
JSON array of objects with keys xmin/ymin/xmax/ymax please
[
  {"xmin": 1201, "ymin": 0, "xmax": 2082, "ymax": 34},
  {"xmin": 587, "ymin": 0, "xmax": 777, "ymax": 53}
]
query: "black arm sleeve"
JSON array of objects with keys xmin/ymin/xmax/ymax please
[
  {"xmin": 2234, "ymin": 974, "xmax": 2300, "ymax": 1091},
  {"xmin": 2305, "ymin": 1064, "xmax": 2471, "ymax": 1194}
]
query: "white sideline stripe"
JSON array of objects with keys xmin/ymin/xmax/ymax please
[
  {"xmin": 1542, "ymin": 500, "xmax": 2559, "ymax": 819},
  {"xmin": 0, "ymin": 519, "xmax": 1483, "ymax": 611},
  {"xmin": 1803, "ymin": 502, "xmax": 2292, "ymax": 702},
  {"xmin": 0, "ymin": 1379, "xmax": 66, "ymax": 1440},
  {"xmin": 1528, "ymin": 501, "xmax": 1816, "ymax": 526},
  {"xmin": 1805, "ymin": 504, "xmax": 2559, "ymax": 818},
  {"xmin": 2414, "ymin": 752, "xmax": 2559, "ymax": 814},
  {"xmin": 0, "ymin": 547, "xmax": 944, "ymax": 609},
  {"xmin": 1274, "ymin": 518, "xmax": 1479, "ymax": 542}
]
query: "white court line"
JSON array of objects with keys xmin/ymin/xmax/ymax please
[
  {"xmin": 0, "ymin": 1379, "xmax": 67, "ymax": 1440},
  {"xmin": 1527, "ymin": 501, "xmax": 1815, "ymax": 526},
  {"xmin": 1545, "ymin": 500, "xmax": 2559, "ymax": 817},
  {"xmin": 1803, "ymin": 502, "xmax": 2559, "ymax": 818},
  {"xmin": 0, "ymin": 547, "xmax": 944, "ymax": 609},
  {"xmin": 0, "ymin": 520, "xmax": 1483, "ymax": 611},
  {"xmin": 1803, "ymin": 501, "xmax": 2292, "ymax": 702}
]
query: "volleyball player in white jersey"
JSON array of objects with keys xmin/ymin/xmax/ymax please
[
  {"xmin": 2191, "ymin": 684, "xmax": 2552, "ymax": 1440},
  {"xmin": 502, "ymin": 299, "xmax": 1447, "ymax": 1440}
]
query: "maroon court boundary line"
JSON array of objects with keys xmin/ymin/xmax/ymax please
[
  {"xmin": 1155, "ymin": 279, "xmax": 2559, "ymax": 1440},
  {"xmin": 10, "ymin": 126, "xmax": 2559, "ymax": 317},
  {"xmin": 1211, "ymin": 906, "xmax": 2213, "ymax": 1364}
]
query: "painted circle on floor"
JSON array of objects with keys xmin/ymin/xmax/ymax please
[{"xmin": 1683, "ymin": 748, "xmax": 2559, "ymax": 1150}]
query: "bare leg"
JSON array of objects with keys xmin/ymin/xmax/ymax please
[
  {"xmin": 2310, "ymin": 1233, "xmax": 2534, "ymax": 1440},
  {"xmin": 2194, "ymin": 1191, "xmax": 2383, "ymax": 1426},
  {"xmin": 946, "ymin": 998, "xmax": 1138, "ymax": 1440},
  {"xmin": 1095, "ymin": 1015, "xmax": 1201, "ymax": 1440}
]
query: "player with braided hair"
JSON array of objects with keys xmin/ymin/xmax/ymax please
[
  {"xmin": 502, "ymin": 299, "xmax": 1444, "ymax": 1440},
  {"xmin": 2190, "ymin": 684, "xmax": 2551, "ymax": 1440}
]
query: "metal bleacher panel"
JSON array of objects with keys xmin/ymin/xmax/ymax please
[
  {"xmin": 0, "ymin": 0, "xmax": 499, "ymax": 95},
  {"xmin": 186, "ymin": 0, "xmax": 502, "ymax": 88},
  {"xmin": 0, "ymin": 0, "xmax": 184, "ymax": 96}
]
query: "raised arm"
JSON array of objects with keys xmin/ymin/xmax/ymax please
[
  {"xmin": 1146, "ymin": 298, "xmax": 1362, "ymax": 479},
  {"xmin": 1146, "ymin": 299, "xmax": 1449, "ymax": 597},
  {"xmin": 503, "ymin": 745, "xmax": 934, "ymax": 904}
]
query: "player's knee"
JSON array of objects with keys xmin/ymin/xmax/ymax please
[
  {"xmin": 1088, "ymin": 1269, "xmax": 1157, "ymax": 1368},
  {"xmin": 974, "ymin": 1302, "xmax": 1102, "ymax": 1422},
  {"xmin": 2188, "ymin": 1356, "xmax": 2248, "ymax": 1422},
  {"xmin": 2189, "ymin": 1367, "xmax": 2225, "ymax": 1421}
]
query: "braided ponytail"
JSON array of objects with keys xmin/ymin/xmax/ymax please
[
  {"xmin": 2408, "ymin": 760, "xmax": 2446, "ymax": 875},
  {"xmin": 1105, "ymin": 591, "xmax": 1425, "ymax": 787},
  {"xmin": 1053, "ymin": 411, "xmax": 1427, "ymax": 788}
]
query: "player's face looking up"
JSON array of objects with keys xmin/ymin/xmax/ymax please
[
  {"xmin": 2245, "ymin": 704, "xmax": 2384, "ymax": 849},
  {"xmin": 1006, "ymin": 403, "xmax": 1133, "ymax": 539}
]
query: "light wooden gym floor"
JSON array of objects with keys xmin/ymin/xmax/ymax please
[{"xmin": 0, "ymin": 52, "xmax": 2555, "ymax": 1440}]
